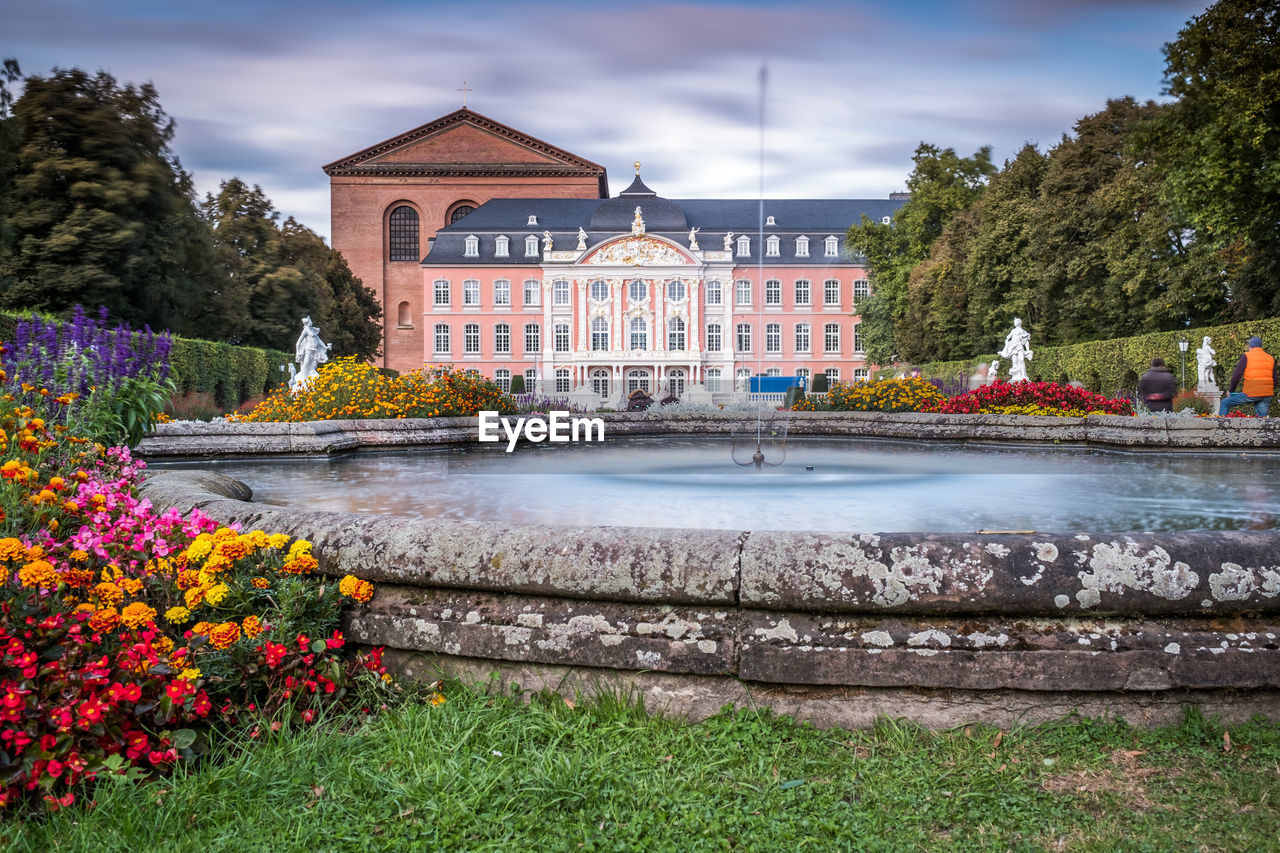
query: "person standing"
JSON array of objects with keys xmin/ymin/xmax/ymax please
[
  {"xmin": 1218, "ymin": 336, "xmax": 1278, "ymax": 416},
  {"xmin": 1136, "ymin": 357, "xmax": 1176, "ymax": 412}
]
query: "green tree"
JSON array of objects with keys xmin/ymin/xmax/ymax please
[
  {"xmin": 848, "ymin": 144, "xmax": 996, "ymax": 364},
  {"xmin": 1141, "ymin": 0, "xmax": 1280, "ymax": 318},
  {"xmin": 0, "ymin": 67, "xmax": 213, "ymax": 329}
]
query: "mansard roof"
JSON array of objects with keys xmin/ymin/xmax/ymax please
[
  {"xmin": 321, "ymin": 108, "xmax": 608, "ymax": 195},
  {"xmin": 424, "ymin": 194, "xmax": 906, "ymax": 266}
]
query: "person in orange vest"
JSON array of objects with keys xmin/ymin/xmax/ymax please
[{"xmin": 1218, "ymin": 336, "xmax": 1279, "ymax": 416}]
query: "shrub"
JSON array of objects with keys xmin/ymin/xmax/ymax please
[
  {"xmin": 783, "ymin": 386, "xmax": 806, "ymax": 409},
  {"xmin": 925, "ymin": 381, "xmax": 1135, "ymax": 416},
  {"xmin": 793, "ymin": 377, "xmax": 944, "ymax": 413},
  {"xmin": 1173, "ymin": 390, "xmax": 1212, "ymax": 415},
  {"xmin": 162, "ymin": 391, "xmax": 223, "ymax": 423},
  {"xmin": 809, "ymin": 373, "xmax": 829, "ymax": 394},
  {"xmin": 509, "ymin": 374, "xmax": 525, "ymax": 395},
  {"xmin": 234, "ymin": 359, "xmax": 516, "ymax": 422}
]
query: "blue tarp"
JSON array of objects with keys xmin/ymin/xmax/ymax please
[{"xmin": 749, "ymin": 376, "xmax": 804, "ymax": 393}]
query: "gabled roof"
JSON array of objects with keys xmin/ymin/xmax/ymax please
[{"xmin": 322, "ymin": 108, "xmax": 609, "ymax": 196}]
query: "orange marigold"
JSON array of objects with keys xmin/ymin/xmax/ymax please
[
  {"xmin": 93, "ymin": 581, "xmax": 124, "ymax": 606},
  {"xmin": 120, "ymin": 601, "xmax": 157, "ymax": 629},
  {"xmin": 208, "ymin": 621, "xmax": 242, "ymax": 650},
  {"xmin": 18, "ymin": 559, "xmax": 59, "ymax": 589},
  {"xmin": 89, "ymin": 607, "xmax": 120, "ymax": 632},
  {"xmin": 242, "ymin": 615, "xmax": 265, "ymax": 639},
  {"xmin": 0, "ymin": 537, "xmax": 28, "ymax": 562},
  {"xmin": 250, "ymin": 577, "xmax": 270, "ymax": 589},
  {"xmin": 338, "ymin": 574, "xmax": 374, "ymax": 603}
]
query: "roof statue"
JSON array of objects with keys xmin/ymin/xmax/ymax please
[
  {"xmin": 577, "ymin": 227, "xmax": 588, "ymax": 251},
  {"xmin": 723, "ymin": 231, "xmax": 734, "ymax": 251},
  {"xmin": 542, "ymin": 231, "xmax": 553, "ymax": 251},
  {"xmin": 688, "ymin": 227, "xmax": 699, "ymax": 251},
  {"xmin": 631, "ymin": 207, "xmax": 645, "ymax": 236}
]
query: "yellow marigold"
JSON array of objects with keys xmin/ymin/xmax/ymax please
[
  {"xmin": 18, "ymin": 559, "xmax": 58, "ymax": 589},
  {"xmin": 118, "ymin": 577, "xmax": 144, "ymax": 595},
  {"xmin": 89, "ymin": 607, "xmax": 120, "ymax": 632},
  {"xmin": 242, "ymin": 615, "xmax": 265, "ymax": 639},
  {"xmin": 0, "ymin": 537, "xmax": 28, "ymax": 562},
  {"xmin": 267, "ymin": 533, "xmax": 291, "ymax": 550},
  {"xmin": 339, "ymin": 574, "xmax": 374, "ymax": 603},
  {"xmin": 69, "ymin": 549, "xmax": 89, "ymax": 562},
  {"xmin": 120, "ymin": 601, "xmax": 157, "ymax": 629},
  {"xmin": 287, "ymin": 539, "xmax": 313, "ymax": 558},
  {"xmin": 93, "ymin": 581, "xmax": 124, "ymax": 606},
  {"xmin": 184, "ymin": 586, "xmax": 205, "ymax": 609},
  {"xmin": 75, "ymin": 602, "xmax": 95, "ymax": 614},
  {"xmin": 204, "ymin": 582, "xmax": 230, "ymax": 606},
  {"xmin": 183, "ymin": 533, "xmax": 214, "ymax": 563},
  {"xmin": 165, "ymin": 606, "xmax": 191, "ymax": 624},
  {"xmin": 250, "ymin": 577, "xmax": 270, "ymax": 589},
  {"xmin": 208, "ymin": 621, "xmax": 241, "ymax": 650},
  {"xmin": 177, "ymin": 667, "xmax": 202, "ymax": 682}
]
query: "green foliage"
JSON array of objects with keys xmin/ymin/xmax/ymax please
[
  {"xmin": 166, "ymin": 334, "xmax": 291, "ymax": 410},
  {"xmin": 782, "ymin": 384, "xmax": 804, "ymax": 409},
  {"xmin": 509, "ymin": 373, "xmax": 526, "ymax": 395},
  {"xmin": 809, "ymin": 372, "xmax": 829, "ymax": 394},
  {"xmin": 794, "ymin": 377, "xmax": 944, "ymax": 413}
]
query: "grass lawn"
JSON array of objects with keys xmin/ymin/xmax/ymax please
[{"xmin": 4, "ymin": 683, "xmax": 1277, "ymax": 852}]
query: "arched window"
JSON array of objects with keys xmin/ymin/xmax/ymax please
[
  {"xmin": 591, "ymin": 317, "xmax": 609, "ymax": 351},
  {"xmin": 795, "ymin": 235, "xmax": 810, "ymax": 257},
  {"xmin": 765, "ymin": 323, "xmax": 781, "ymax": 353},
  {"xmin": 629, "ymin": 317, "xmax": 647, "ymax": 350},
  {"xmin": 397, "ymin": 301, "xmax": 412, "ymax": 328},
  {"xmin": 464, "ymin": 323, "xmax": 480, "ymax": 354},
  {"xmin": 525, "ymin": 235, "xmax": 540, "ymax": 257},
  {"xmin": 824, "ymin": 235, "xmax": 839, "ymax": 257},
  {"xmin": 667, "ymin": 368, "xmax": 686, "ymax": 398},
  {"xmin": 737, "ymin": 235, "xmax": 750, "ymax": 256},
  {"xmin": 495, "ymin": 235, "xmax": 510, "ymax": 257},
  {"xmin": 389, "ymin": 206, "xmax": 419, "ymax": 261},
  {"xmin": 825, "ymin": 322, "xmax": 841, "ymax": 353},
  {"xmin": 433, "ymin": 324, "xmax": 450, "ymax": 354},
  {"xmin": 853, "ymin": 322, "xmax": 864, "ymax": 353},
  {"xmin": 591, "ymin": 368, "xmax": 610, "ymax": 399},
  {"xmin": 555, "ymin": 368, "xmax": 571, "ymax": 394},
  {"xmin": 626, "ymin": 369, "xmax": 651, "ymax": 392},
  {"xmin": 666, "ymin": 280, "xmax": 686, "ymax": 302},
  {"xmin": 449, "ymin": 204, "xmax": 476, "ymax": 224},
  {"xmin": 628, "ymin": 279, "xmax": 647, "ymax": 302},
  {"xmin": 706, "ymin": 368, "xmax": 722, "ymax": 393},
  {"xmin": 494, "ymin": 323, "xmax": 511, "ymax": 354},
  {"xmin": 464, "ymin": 235, "xmax": 479, "ymax": 257},
  {"xmin": 765, "ymin": 235, "xmax": 780, "ymax": 257},
  {"xmin": 494, "ymin": 369, "xmax": 511, "ymax": 392},
  {"xmin": 590, "ymin": 280, "xmax": 609, "ymax": 302},
  {"xmin": 668, "ymin": 317, "xmax": 686, "ymax": 351}
]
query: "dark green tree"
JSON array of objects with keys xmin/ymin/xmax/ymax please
[
  {"xmin": 1140, "ymin": 0, "xmax": 1280, "ymax": 318},
  {"xmin": 0, "ymin": 67, "xmax": 213, "ymax": 329},
  {"xmin": 848, "ymin": 144, "xmax": 996, "ymax": 364}
]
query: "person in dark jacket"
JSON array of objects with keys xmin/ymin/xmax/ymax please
[
  {"xmin": 1136, "ymin": 357, "xmax": 1176, "ymax": 412},
  {"xmin": 1218, "ymin": 336, "xmax": 1279, "ymax": 416}
]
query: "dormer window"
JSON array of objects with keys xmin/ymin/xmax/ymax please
[
  {"xmin": 464, "ymin": 235, "xmax": 479, "ymax": 257},
  {"xmin": 495, "ymin": 235, "xmax": 509, "ymax": 257},
  {"xmin": 795, "ymin": 236, "xmax": 809, "ymax": 257},
  {"xmin": 525, "ymin": 235, "xmax": 539, "ymax": 257},
  {"xmin": 824, "ymin": 235, "xmax": 839, "ymax": 257},
  {"xmin": 881, "ymin": 216, "xmax": 892, "ymax": 225},
  {"xmin": 737, "ymin": 235, "xmax": 750, "ymax": 256},
  {"xmin": 527, "ymin": 215, "xmax": 538, "ymax": 226},
  {"xmin": 765, "ymin": 235, "xmax": 780, "ymax": 257},
  {"xmin": 765, "ymin": 215, "xmax": 776, "ymax": 226}
]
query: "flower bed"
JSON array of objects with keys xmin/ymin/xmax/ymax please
[
  {"xmin": 1, "ymin": 382, "xmax": 407, "ymax": 812},
  {"xmin": 792, "ymin": 377, "xmax": 945, "ymax": 413},
  {"xmin": 922, "ymin": 381, "xmax": 1134, "ymax": 417},
  {"xmin": 233, "ymin": 359, "xmax": 516, "ymax": 423}
]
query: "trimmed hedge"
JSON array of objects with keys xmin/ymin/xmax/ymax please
[
  {"xmin": 1, "ymin": 310, "xmax": 291, "ymax": 410},
  {"xmin": 916, "ymin": 317, "xmax": 1280, "ymax": 399}
]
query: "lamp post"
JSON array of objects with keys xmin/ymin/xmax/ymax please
[{"xmin": 1178, "ymin": 337, "xmax": 1189, "ymax": 389}]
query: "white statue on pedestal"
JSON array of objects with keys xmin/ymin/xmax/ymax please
[
  {"xmin": 988, "ymin": 358, "xmax": 1001, "ymax": 384},
  {"xmin": 723, "ymin": 232, "xmax": 734, "ymax": 251},
  {"xmin": 998, "ymin": 318, "xmax": 1033, "ymax": 382},
  {"xmin": 688, "ymin": 227, "xmax": 700, "ymax": 251},
  {"xmin": 290, "ymin": 316, "xmax": 331, "ymax": 393},
  {"xmin": 1196, "ymin": 336, "xmax": 1218, "ymax": 388},
  {"xmin": 576, "ymin": 227, "xmax": 588, "ymax": 251}
]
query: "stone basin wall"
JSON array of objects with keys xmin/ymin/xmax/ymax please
[{"xmin": 136, "ymin": 413, "xmax": 1280, "ymax": 728}]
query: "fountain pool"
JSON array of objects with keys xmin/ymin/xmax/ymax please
[{"xmin": 153, "ymin": 436, "xmax": 1280, "ymax": 533}]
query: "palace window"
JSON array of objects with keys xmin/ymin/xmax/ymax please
[
  {"xmin": 736, "ymin": 368, "xmax": 752, "ymax": 391},
  {"xmin": 736, "ymin": 323, "xmax": 752, "ymax": 353},
  {"xmin": 463, "ymin": 279, "xmax": 480, "ymax": 306},
  {"xmin": 668, "ymin": 317, "xmax": 686, "ymax": 351},
  {"xmin": 524, "ymin": 323, "xmax": 541, "ymax": 353},
  {"xmin": 765, "ymin": 368, "xmax": 781, "ymax": 377},
  {"xmin": 495, "ymin": 235, "xmax": 509, "ymax": 257},
  {"xmin": 524, "ymin": 368, "xmax": 538, "ymax": 390},
  {"xmin": 794, "ymin": 279, "xmax": 810, "ymax": 306},
  {"xmin": 825, "ymin": 368, "xmax": 840, "ymax": 386},
  {"xmin": 525, "ymin": 235, "xmax": 539, "ymax": 257},
  {"xmin": 626, "ymin": 369, "xmax": 651, "ymax": 393},
  {"xmin": 795, "ymin": 367, "xmax": 810, "ymax": 387},
  {"xmin": 853, "ymin": 322, "xmax": 864, "ymax": 353},
  {"xmin": 667, "ymin": 280, "xmax": 686, "ymax": 302},
  {"xmin": 590, "ymin": 280, "xmax": 609, "ymax": 302},
  {"xmin": 705, "ymin": 280, "xmax": 722, "ymax": 305},
  {"xmin": 765, "ymin": 279, "xmax": 781, "ymax": 305},
  {"xmin": 765, "ymin": 323, "xmax": 781, "ymax": 353},
  {"xmin": 591, "ymin": 317, "xmax": 609, "ymax": 351},
  {"xmin": 464, "ymin": 323, "xmax": 480, "ymax": 354},
  {"xmin": 795, "ymin": 323, "xmax": 810, "ymax": 353},
  {"xmin": 433, "ymin": 324, "xmax": 450, "ymax": 354},
  {"xmin": 706, "ymin": 323, "xmax": 722, "ymax": 351},
  {"xmin": 854, "ymin": 368, "xmax": 869, "ymax": 381},
  {"xmin": 450, "ymin": 204, "xmax": 475, "ymax": 224},
  {"xmin": 765, "ymin": 235, "xmax": 780, "ymax": 257},
  {"xmin": 766, "ymin": 215, "xmax": 776, "ymax": 226},
  {"xmin": 555, "ymin": 368, "xmax": 571, "ymax": 394},
  {"xmin": 493, "ymin": 279, "xmax": 511, "ymax": 306},
  {"xmin": 825, "ymin": 323, "xmax": 841, "ymax": 353},
  {"xmin": 494, "ymin": 369, "xmax": 511, "ymax": 393},
  {"xmin": 853, "ymin": 279, "xmax": 870, "ymax": 307},
  {"xmin": 629, "ymin": 279, "xmax": 647, "ymax": 302},
  {"xmin": 668, "ymin": 368, "xmax": 686, "ymax": 397},
  {"xmin": 591, "ymin": 368, "xmax": 610, "ymax": 398},
  {"xmin": 553, "ymin": 279, "xmax": 570, "ymax": 306},
  {"xmin": 795, "ymin": 235, "xmax": 809, "ymax": 257},
  {"xmin": 629, "ymin": 317, "xmax": 648, "ymax": 350},
  {"xmin": 706, "ymin": 368, "xmax": 722, "ymax": 393},
  {"xmin": 736, "ymin": 235, "xmax": 750, "ymax": 256},
  {"xmin": 824, "ymin": 279, "xmax": 841, "ymax": 306},
  {"xmin": 494, "ymin": 323, "xmax": 511, "ymax": 354},
  {"xmin": 433, "ymin": 279, "xmax": 450, "ymax": 306},
  {"xmin": 527, "ymin": 215, "xmax": 538, "ymax": 226},
  {"xmin": 554, "ymin": 323, "xmax": 570, "ymax": 352},
  {"xmin": 735, "ymin": 279, "xmax": 752, "ymax": 306},
  {"xmin": 388, "ymin": 206, "xmax": 419, "ymax": 262},
  {"xmin": 464, "ymin": 235, "xmax": 479, "ymax": 257},
  {"xmin": 824, "ymin": 235, "xmax": 839, "ymax": 257},
  {"xmin": 523, "ymin": 279, "xmax": 541, "ymax": 306}
]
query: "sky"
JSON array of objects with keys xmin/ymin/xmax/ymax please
[{"xmin": 3, "ymin": 0, "xmax": 1211, "ymax": 244}]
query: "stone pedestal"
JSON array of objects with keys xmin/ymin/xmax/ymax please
[{"xmin": 1197, "ymin": 382, "xmax": 1222, "ymax": 415}]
